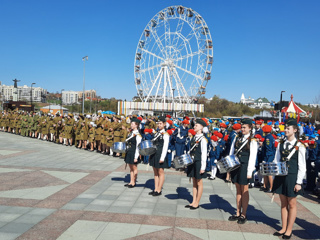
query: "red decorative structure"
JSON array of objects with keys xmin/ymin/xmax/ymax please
[{"xmin": 281, "ymin": 94, "xmax": 306, "ymax": 122}]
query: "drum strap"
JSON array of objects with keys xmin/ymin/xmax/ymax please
[
  {"xmin": 151, "ymin": 132, "xmax": 162, "ymax": 142},
  {"xmin": 188, "ymin": 136, "xmax": 204, "ymax": 154},
  {"xmin": 125, "ymin": 133, "xmax": 136, "ymax": 142},
  {"xmin": 285, "ymin": 141, "xmax": 301, "ymax": 162},
  {"xmin": 234, "ymin": 139, "xmax": 248, "ymax": 156}
]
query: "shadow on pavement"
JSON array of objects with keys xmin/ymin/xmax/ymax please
[
  {"xmin": 144, "ymin": 179, "xmax": 155, "ymax": 190},
  {"xmin": 111, "ymin": 174, "xmax": 148, "ymax": 188},
  {"xmin": 165, "ymin": 187, "xmax": 193, "ymax": 203},
  {"xmin": 293, "ymin": 217, "xmax": 320, "ymax": 239},
  {"xmin": 111, "ymin": 174, "xmax": 130, "ymax": 183}
]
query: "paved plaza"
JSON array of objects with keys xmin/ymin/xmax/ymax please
[{"xmin": 0, "ymin": 132, "xmax": 319, "ymax": 240}]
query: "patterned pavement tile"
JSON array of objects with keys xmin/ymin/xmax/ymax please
[{"xmin": 0, "ymin": 132, "xmax": 319, "ymax": 240}]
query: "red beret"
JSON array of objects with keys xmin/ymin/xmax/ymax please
[
  {"xmin": 137, "ymin": 117, "xmax": 143, "ymax": 121},
  {"xmin": 256, "ymin": 120, "xmax": 262, "ymax": 125},
  {"xmin": 220, "ymin": 123, "xmax": 227, "ymax": 128},
  {"xmin": 261, "ymin": 138, "xmax": 265, "ymax": 142},
  {"xmin": 318, "ymin": 130, "xmax": 320, "ymax": 135},
  {"xmin": 184, "ymin": 116, "xmax": 190, "ymax": 120},
  {"xmin": 274, "ymin": 141, "xmax": 279, "ymax": 148},
  {"xmin": 182, "ymin": 120, "xmax": 190, "ymax": 125},
  {"xmin": 254, "ymin": 134, "xmax": 262, "ymax": 139},
  {"xmin": 262, "ymin": 125, "xmax": 272, "ymax": 133},
  {"xmin": 166, "ymin": 115, "xmax": 172, "ymax": 119},
  {"xmin": 167, "ymin": 120, "xmax": 173, "ymax": 125},
  {"xmin": 214, "ymin": 132, "xmax": 223, "ymax": 138},
  {"xmin": 232, "ymin": 123, "xmax": 241, "ymax": 130},
  {"xmin": 224, "ymin": 135, "xmax": 229, "ymax": 141},
  {"xmin": 144, "ymin": 129, "xmax": 152, "ymax": 133},
  {"xmin": 210, "ymin": 135, "xmax": 218, "ymax": 141},
  {"xmin": 188, "ymin": 129, "xmax": 196, "ymax": 135},
  {"xmin": 166, "ymin": 129, "xmax": 174, "ymax": 135},
  {"xmin": 201, "ymin": 118, "xmax": 208, "ymax": 126}
]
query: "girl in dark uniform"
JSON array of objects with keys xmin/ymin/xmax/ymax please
[
  {"xmin": 149, "ymin": 116, "xmax": 169, "ymax": 196},
  {"xmin": 272, "ymin": 118, "xmax": 306, "ymax": 239},
  {"xmin": 185, "ymin": 118, "xmax": 208, "ymax": 210},
  {"xmin": 228, "ymin": 119, "xmax": 258, "ymax": 224},
  {"xmin": 124, "ymin": 118, "xmax": 142, "ymax": 188}
]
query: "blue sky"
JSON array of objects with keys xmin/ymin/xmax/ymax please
[{"xmin": 1, "ymin": 0, "xmax": 319, "ymax": 104}]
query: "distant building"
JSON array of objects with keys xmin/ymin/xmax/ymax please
[
  {"xmin": 40, "ymin": 104, "xmax": 69, "ymax": 115},
  {"xmin": 0, "ymin": 83, "xmax": 46, "ymax": 102},
  {"xmin": 240, "ymin": 93, "xmax": 255, "ymax": 105},
  {"xmin": 62, "ymin": 89, "xmax": 96, "ymax": 104},
  {"xmin": 78, "ymin": 90, "xmax": 96, "ymax": 100},
  {"xmin": 305, "ymin": 103, "xmax": 320, "ymax": 108},
  {"xmin": 253, "ymin": 97, "xmax": 272, "ymax": 109},
  {"xmin": 62, "ymin": 91, "xmax": 79, "ymax": 105},
  {"xmin": 240, "ymin": 94, "xmax": 273, "ymax": 109}
]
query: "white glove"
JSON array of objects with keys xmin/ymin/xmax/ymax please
[
  {"xmin": 311, "ymin": 162, "xmax": 315, "ymax": 168},
  {"xmin": 168, "ymin": 150, "xmax": 171, "ymax": 153},
  {"xmin": 214, "ymin": 160, "xmax": 218, "ymax": 163}
]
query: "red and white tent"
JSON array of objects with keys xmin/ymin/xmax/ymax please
[{"xmin": 281, "ymin": 94, "xmax": 306, "ymax": 122}]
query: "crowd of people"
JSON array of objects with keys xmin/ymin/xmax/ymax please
[{"xmin": 1, "ymin": 109, "xmax": 319, "ymax": 239}]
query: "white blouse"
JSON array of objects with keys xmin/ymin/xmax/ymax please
[
  {"xmin": 131, "ymin": 130, "xmax": 142, "ymax": 160},
  {"xmin": 194, "ymin": 133, "xmax": 207, "ymax": 171},
  {"xmin": 229, "ymin": 134, "xmax": 258, "ymax": 176},
  {"xmin": 273, "ymin": 138, "xmax": 306, "ymax": 184}
]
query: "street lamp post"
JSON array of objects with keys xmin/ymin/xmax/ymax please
[
  {"xmin": 31, "ymin": 83, "xmax": 36, "ymax": 111},
  {"xmin": 82, "ymin": 56, "xmax": 88, "ymax": 114},
  {"xmin": 279, "ymin": 91, "xmax": 285, "ymax": 122},
  {"xmin": 172, "ymin": 88, "xmax": 175, "ymax": 117},
  {"xmin": 61, "ymin": 89, "xmax": 64, "ymax": 114},
  {"xmin": 89, "ymin": 90, "xmax": 92, "ymax": 113}
]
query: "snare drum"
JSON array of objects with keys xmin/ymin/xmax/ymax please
[
  {"xmin": 173, "ymin": 154, "xmax": 193, "ymax": 169},
  {"xmin": 259, "ymin": 162, "xmax": 288, "ymax": 176},
  {"xmin": 111, "ymin": 142, "xmax": 127, "ymax": 153},
  {"xmin": 216, "ymin": 155, "xmax": 241, "ymax": 173},
  {"xmin": 138, "ymin": 140, "xmax": 157, "ymax": 156}
]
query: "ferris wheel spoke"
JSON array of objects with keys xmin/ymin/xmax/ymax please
[
  {"xmin": 145, "ymin": 68, "xmax": 163, "ymax": 102},
  {"xmin": 173, "ymin": 64, "xmax": 203, "ymax": 81},
  {"xmin": 150, "ymin": 28, "xmax": 167, "ymax": 58},
  {"xmin": 164, "ymin": 18, "xmax": 171, "ymax": 56},
  {"xmin": 175, "ymin": 50, "xmax": 201, "ymax": 62},
  {"xmin": 141, "ymin": 48, "xmax": 165, "ymax": 62},
  {"xmin": 171, "ymin": 67, "xmax": 190, "ymax": 103},
  {"xmin": 174, "ymin": 26, "xmax": 199, "ymax": 54},
  {"xmin": 171, "ymin": 18, "xmax": 185, "ymax": 49},
  {"xmin": 139, "ymin": 63, "xmax": 162, "ymax": 73}
]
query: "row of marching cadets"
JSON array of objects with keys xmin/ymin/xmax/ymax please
[{"xmin": 121, "ymin": 116, "xmax": 314, "ymax": 239}]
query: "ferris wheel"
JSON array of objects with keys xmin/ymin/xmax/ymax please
[{"xmin": 134, "ymin": 5, "xmax": 213, "ymax": 104}]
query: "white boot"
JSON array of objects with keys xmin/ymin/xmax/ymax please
[{"xmin": 209, "ymin": 166, "xmax": 217, "ymax": 180}]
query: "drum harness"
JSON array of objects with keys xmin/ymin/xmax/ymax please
[
  {"xmin": 187, "ymin": 135, "xmax": 205, "ymax": 183},
  {"xmin": 270, "ymin": 140, "xmax": 301, "ymax": 202},
  {"xmin": 188, "ymin": 135, "xmax": 205, "ymax": 161},
  {"xmin": 232, "ymin": 137, "xmax": 249, "ymax": 159},
  {"xmin": 124, "ymin": 133, "xmax": 137, "ymax": 170}
]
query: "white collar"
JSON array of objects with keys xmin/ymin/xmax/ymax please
[
  {"xmin": 159, "ymin": 129, "xmax": 165, "ymax": 133},
  {"xmin": 132, "ymin": 129, "xmax": 139, "ymax": 134},
  {"xmin": 195, "ymin": 133, "xmax": 203, "ymax": 137},
  {"xmin": 285, "ymin": 138, "xmax": 297, "ymax": 146},
  {"xmin": 243, "ymin": 133, "xmax": 250, "ymax": 139}
]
